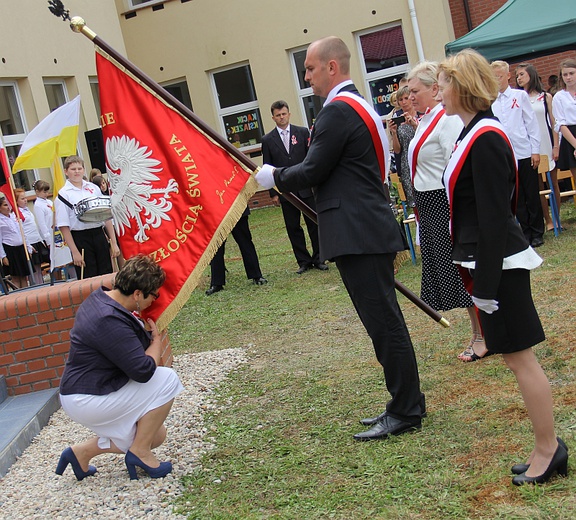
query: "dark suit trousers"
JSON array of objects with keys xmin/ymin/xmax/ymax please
[
  {"xmin": 280, "ymin": 195, "xmax": 320, "ymax": 266},
  {"xmin": 71, "ymin": 227, "xmax": 112, "ymax": 279},
  {"xmin": 210, "ymin": 215, "xmax": 262, "ymax": 286},
  {"xmin": 335, "ymin": 253, "xmax": 422, "ymax": 421},
  {"xmin": 516, "ymin": 157, "xmax": 544, "ymax": 242}
]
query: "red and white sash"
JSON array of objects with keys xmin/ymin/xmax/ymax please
[
  {"xmin": 408, "ymin": 105, "xmax": 445, "ymax": 184},
  {"xmin": 332, "ymin": 92, "xmax": 389, "ymax": 183},
  {"xmin": 443, "ymin": 118, "xmax": 517, "ymax": 221}
]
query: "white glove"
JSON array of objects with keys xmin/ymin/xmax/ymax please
[
  {"xmin": 255, "ymin": 164, "xmax": 276, "ymax": 189},
  {"xmin": 472, "ymin": 296, "xmax": 499, "ymax": 314}
]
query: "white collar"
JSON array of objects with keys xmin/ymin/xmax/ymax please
[{"xmin": 324, "ymin": 80, "xmax": 354, "ymax": 106}]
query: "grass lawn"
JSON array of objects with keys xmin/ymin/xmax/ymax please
[{"xmin": 168, "ymin": 200, "xmax": 576, "ymax": 520}]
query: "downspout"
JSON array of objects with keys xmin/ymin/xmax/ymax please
[
  {"xmin": 407, "ymin": 0, "xmax": 426, "ymax": 61},
  {"xmin": 463, "ymin": 0, "xmax": 473, "ymax": 31}
]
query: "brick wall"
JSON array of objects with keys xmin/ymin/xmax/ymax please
[
  {"xmin": 0, "ymin": 275, "xmax": 173, "ymax": 396},
  {"xmin": 447, "ymin": 0, "xmax": 575, "ymax": 90},
  {"xmin": 248, "ymin": 189, "xmax": 275, "ymax": 210}
]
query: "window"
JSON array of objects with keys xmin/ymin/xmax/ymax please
[
  {"xmin": 0, "ymin": 82, "xmax": 33, "ymax": 191},
  {"xmin": 162, "ymin": 79, "xmax": 193, "ymax": 112},
  {"xmin": 291, "ymin": 48, "xmax": 322, "ymax": 129},
  {"xmin": 89, "ymin": 77, "xmax": 100, "ymax": 116},
  {"xmin": 211, "ymin": 64, "xmax": 263, "ymax": 151},
  {"xmin": 357, "ymin": 25, "xmax": 409, "ymax": 116}
]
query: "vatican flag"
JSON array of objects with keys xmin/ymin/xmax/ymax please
[{"xmin": 12, "ymin": 95, "xmax": 81, "ymax": 194}]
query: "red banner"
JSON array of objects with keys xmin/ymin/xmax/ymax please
[
  {"xmin": 96, "ymin": 50, "xmax": 258, "ymax": 329},
  {"xmin": 0, "ymin": 142, "xmax": 22, "ymax": 220}
]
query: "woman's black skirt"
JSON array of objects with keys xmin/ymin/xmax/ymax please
[{"xmin": 557, "ymin": 124, "xmax": 576, "ymax": 170}]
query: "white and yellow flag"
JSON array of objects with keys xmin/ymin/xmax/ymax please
[{"xmin": 12, "ymin": 95, "xmax": 80, "ymax": 194}]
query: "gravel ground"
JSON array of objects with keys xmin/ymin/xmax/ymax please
[{"xmin": 0, "ymin": 348, "xmax": 248, "ymax": 519}]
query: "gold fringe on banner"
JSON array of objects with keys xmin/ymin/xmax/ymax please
[{"xmin": 156, "ymin": 176, "xmax": 258, "ymax": 331}]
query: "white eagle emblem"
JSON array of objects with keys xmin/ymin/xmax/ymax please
[{"xmin": 106, "ymin": 136, "xmax": 179, "ymax": 243}]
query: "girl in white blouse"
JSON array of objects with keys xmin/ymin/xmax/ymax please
[{"xmin": 552, "ymin": 58, "xmax": 576, "ymax": 185}]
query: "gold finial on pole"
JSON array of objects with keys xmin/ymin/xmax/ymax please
[{"xmin": 70, "ymin": 16, "xmax": 97, "ymax": 40}]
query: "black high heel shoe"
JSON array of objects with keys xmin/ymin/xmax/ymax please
[
  {"xmin": 512, "ymin": 443, "xmax": 569, "ymax": 486},
  {"xmin": 511, "ymin": 437, "xmax": 568, "ymax": 475},
  {"xmin": 125, "ymin": 450, "xmax": 172, "ymax": 480},
  {"xmin": 55, "ymin": 447, "xmax": 97, "ymax": 481}
]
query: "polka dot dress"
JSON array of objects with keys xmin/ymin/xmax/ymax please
[{"xmin": 414, "ymin": 187, "xmax": 473, "ymax": 311}]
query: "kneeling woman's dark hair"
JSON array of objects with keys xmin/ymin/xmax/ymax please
[{"xmin": 114, "ymin": 254, "xmax": 166, "ymax": 298}]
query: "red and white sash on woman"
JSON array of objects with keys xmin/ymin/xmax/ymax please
[
  {"xmin": 332, "ymin": 92, "xmax": 389, "ymax": 183},
  {"xmin": 443, "ymin": 118, "xmax": 516, "ymax": 215},
  {"xmin": 408, "ymin": 105, "xmax": 445, "ymax": 184}
]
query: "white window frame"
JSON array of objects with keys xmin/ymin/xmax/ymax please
[
  {"xmin": 0, "ymin": 81, "xmax": 32, "ymax": 193},
  {"xmin": 290, "ymin": 46, "xmax": 314, "ymax": 126},
  {"xmin": 89, "ymin": 76, "xmax": 100, "ymax": 117},
  {"xmin": 126, "ymin": 0, "xmax": 172, "ymax": 11},
  {"xmin": 355, "ymin": 24, "xmax": 410, "ymax": 113},
  {"xmin": 0, "ymin": 80, "xmax": 27, "ymax": 147},
  {"xmin": 209, "ymin": 62, "xmax": 262, "ymax": 154}
]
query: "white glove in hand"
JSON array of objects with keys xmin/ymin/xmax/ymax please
[
  {"xmin": 255, "ymin": 164, "xmax": 276, "ymax": 189},
  {"xmin": 472, "ymin": 296, "xmax": 499, "ymax": 314}
]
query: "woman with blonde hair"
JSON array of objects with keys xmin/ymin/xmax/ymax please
[
  {"xmin": 437, "ymin": 48, "xmax": 567, "ymax": 485},
  {"xmin": 405, "ymin": 61, "xmax": 485, "ymax": 362}
]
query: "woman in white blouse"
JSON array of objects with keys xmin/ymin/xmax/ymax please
[{"xmin": 407, "ymin": 61, "xmax": 486, "ymax": 362}]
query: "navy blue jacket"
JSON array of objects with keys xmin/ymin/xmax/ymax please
[{"xmin": 60, "ymin": 287, "xmax": 156, "ymax": 395}]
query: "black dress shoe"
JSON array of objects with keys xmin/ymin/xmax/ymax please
[
  {"xmin": 253, "ymin": 277, "xmax": 268, "ymax": 285},
  {"xmin": 512, "ymin": 443, "xmax": 568, "ymax": 485},
  {"xmin": 511, "ymin": 437, "xmax": 568, "ymax": 475},
  {"xmin": 205, "ymin": 285, "xmax": 223, "ymax": 296},
  {"xmin": 296, "ymin": 265, "xmax": 311, "ymax": 274},
  {"xmin": 360, "ymin": 394, "xmax": 427, "ymax": 426},
  {"xmin": 531, "ymin": 237, "xmax": 544, "ymax": 248},
  {"xmin": 314, "ymin": 263, "xmax": 329, "ymax": 271},
  {"xmin": 353, "ymin": 415, "xmax": 421, "ymax": 441}
]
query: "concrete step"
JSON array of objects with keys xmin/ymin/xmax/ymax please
[{"xmin": 0, "ymin": 388, "xmax": 60, "ymax": 478}]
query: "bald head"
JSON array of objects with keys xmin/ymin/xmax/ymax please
[
  {"xmin": 311, "ymin": 36, "xmax": 351, "ymax": 75},
  {"xmin": 305, "ymin": 36, "xmax": 351, "ymax": 98}
]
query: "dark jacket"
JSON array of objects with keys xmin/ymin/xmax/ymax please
[
  {"xmin": 59, "ymin": 287, "xmax": 156, "ymax": 395},
  {"xmin": 274, "ymin": 84, "xmax": 404, "ymax": 261},
  {"xmin": 450, "ymin": 110, "xmax": 529, "ymax": 299},
  {"xmin": 262, "ymin": 124, "xmax": 312, "ymax": 200}
]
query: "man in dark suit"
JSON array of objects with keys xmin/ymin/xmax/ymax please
[
  {"xmin": 205, "ymin": 207, "xmax": 268, "ymax": 295},
  {"xmin": 256, "ymin": 36, "xmax": 423, "ymax": 441},
  {"xmin": 261, "ymin": 100, "xmax": 325, "ymax": 274}
]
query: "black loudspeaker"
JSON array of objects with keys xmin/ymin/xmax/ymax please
[{"xmin": 84, "ymin": 128, "xmax": 106, "ymax": 173}]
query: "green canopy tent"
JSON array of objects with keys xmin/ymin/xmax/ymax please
[{"xmin": 445, "ymin": 0, "xmax": 576, "ymax": 61}]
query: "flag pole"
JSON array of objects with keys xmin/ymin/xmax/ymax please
[{"xmin": 68, "ymin": 17, "xmax": 449, "ymax": 328}]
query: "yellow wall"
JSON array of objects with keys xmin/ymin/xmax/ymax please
[
  {"xmin": 1, "ymin": 0, "xmax": 454, "ymax": 181},
  {"xmin": 115, "ymin": 0, "xmax": 454, "ymax": 137},
  {"xmin": 0, "ymin": 0, "xmax": 126, "ymax": 181}
]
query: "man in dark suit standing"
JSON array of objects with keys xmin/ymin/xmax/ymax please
[
  {"xmin": 205, "ymin": 207, "xmax": 268, "ymax": 295},
  {"xmin": 261, "ymin": 100, "xmax": 325, "ymax": 274},
  {"xmin": 256, "ymin": 36, "xmax": 423, "ymax": 441}
]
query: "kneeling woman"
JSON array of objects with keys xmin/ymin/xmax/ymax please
[
  {"xmin": 437, "ymin": 49, "xmax": 567, "ymax": 486},
  {"xmin": 57, "ymin": 255, "xmax": 183, "ymax": 480}
]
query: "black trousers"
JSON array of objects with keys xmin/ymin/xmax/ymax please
[
  {"xmin": 70, "ymin": 227, "xmax": 112, "ymax": 279},
  {"xmin": 210, "ymin": 215, "xmax": 262, "ymax": 286},
  {"xmin": 516, "ymin": 157, "xmax": 544, "ymax": 242},
  {"xmin": 335, "ymin": 253, "xmax": 422, "ymax": 421},
  {"xmin": 280, "ymin": 195, "xmax": 320, "ymax": 267}
]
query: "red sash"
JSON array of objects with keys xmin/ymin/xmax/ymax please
[
  {"xmin": 332, "ymin": 94, "xmax": 388, "ymax": 183},
  {"xmin": 410, "ymin": 108, "xmax": 445, "ymax": 184}
]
